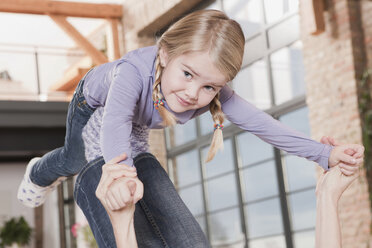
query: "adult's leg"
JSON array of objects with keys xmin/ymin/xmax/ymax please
[
  {"xmin": 74, "ymin": 156, "xmax": 165, "ymax": 248},
  {"xmin": 133, "ymin": 153, "xmax": 210, "ymax": 248},
  {"xmin": 30, "ymin": 76, "xmax": 95, "ymax": 187}
]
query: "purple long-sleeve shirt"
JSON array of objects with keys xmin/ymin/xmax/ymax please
[{"xmin": 83, "ymin": 45, "xmax": 332, "ymax": 170}]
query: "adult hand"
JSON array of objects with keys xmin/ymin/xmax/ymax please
[
  {"xmin": 316, "ymin": 164, "xmax": 359, "ymax": 202},
  {"xmin": 96, "ymin": 153, "xmax": 144, "ymax": 213}
]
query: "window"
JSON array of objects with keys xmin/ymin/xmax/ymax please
[
  {"xmin": 58, "ymin": 178, "xmax": 77, "ymax": 248},
  {"xmin": 166, "ymin": 1, "xmax": 318, "ymax": 247}
]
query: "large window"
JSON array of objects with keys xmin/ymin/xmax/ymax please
[{"xmin": 166, "ymin": 1, "xmax": 318, "ymax": 247}]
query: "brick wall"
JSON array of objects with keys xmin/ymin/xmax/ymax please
[
  {"xmin": 361, "ymin": 1, "xmax": 372, "ymax": 71},
  {"xmin": 300, "ymin": 0, "xmax": 371, "ymax": 246}
]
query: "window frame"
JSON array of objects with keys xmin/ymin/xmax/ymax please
[{"xmin": 165, "ymin": 1, "xmax": 313, "ymax": 247}]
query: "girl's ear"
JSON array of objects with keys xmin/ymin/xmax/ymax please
[{"xmin": 159, "ymin": 48, "xmax": 169, "ymax": 67}]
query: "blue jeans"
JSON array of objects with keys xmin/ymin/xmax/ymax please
[
  {"xmin": 30, "ymin": 73, "xmax": 95, "ymax": 186},
  {"xmin": 74, "ymin": 153, "xmax": 210, "ymax": 248}
]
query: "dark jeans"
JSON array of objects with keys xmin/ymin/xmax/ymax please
[
  {"xmin": 30, "ymin": 74, "xmax": 95, "ymax": 186},
  {"xmin": 74, "ymin": 153, "xmax": 210, "ymax": 248}
]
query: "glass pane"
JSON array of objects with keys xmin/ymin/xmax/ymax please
[
  {"xmin": 206, "ymin": 173, "xmax": 238, "ymax": 212},
  {"xmin": 39, "ymin": 53, "xmax": 80, "ymax": 94},
  {"xmin": 288, "ymin": 0, "xmax": 299, "ymax": 12},
  {"xmin": 0, "ymin": 44, "xmax": 83, "ymax": 101},
  {"xmin": 237, "ymin": 132, "xmax": 274, "ymax": 166},
  {"xmin": 173, "ymin": 150, "xmax": 200, "ymax": 187},
  {"xmin": 267, "ymin": 15, "xmax": 299, "ymax": 51},
  {"xmin": 279, "ymin": 107, "xmax": 310, "ymax": 136},
  {"xmin": 200, "ymin": 112, "xmax": 214, "ymax": 135},
  {"xmin": 293, "ymin": 230, "xmax": 315, "ymax": 248},
  {"xmin": 271, "ymin": 41, "xmax": 305, "ymax": 105},
  {"xmin": 283, "ymin": 155, "xmax": 316, "ymax": 192},
  {"xmin": 202, "ymin": 139, "xmax": 234, "ymax": 179},
  {"xmin": 209, "ymin": 208, "xmax": 244, "ymax": 245},
  {"xmin": 242, "ymin": 35, "xmax": 266, "ymax": 66},
  {"xmin": 212, "ymin": 241, "xmax": 245, "ymax": 248},
  {"xmin": 179, "ymin": 184, "xmax": 204, "ymax": 216},
  {"xmin": 246, "ymin": 198, "xmax": 283, "ymax": 239},
  {"xmin": 249, "ymin": 235, "xmax": 286, "ymax": 248},
  {"xmin": 233, "ymin": 60, "xmax": 271, "ymax": 109},
  {"xmin": 171, "ymin": 120, "xmax": 196, "ymax": 147},
  {"xmin": 199, "ymin": 111, "xmax": 231, "ymax": 136},
  {"xmin": 242, "ymin": 160, "xmax": 278, "ymax": 202},
  {"xmin": 224, "ymin": 0, "xmax": 264, "ymax": 38},
  {"xmin": 0, "ymin": 51, "xmax": 38, "ymax": 95},
  {"xmin": 289, "ymin": 189, "xmax": 316, "ymax": 231},
  {"xmin": 264, "ymin": 0, "xmax": 284, "ymax": 24}
]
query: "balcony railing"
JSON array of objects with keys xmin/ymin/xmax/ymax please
[{"xmin": 0, "ymin": 43, "xmax": 85, "ymax": 102}]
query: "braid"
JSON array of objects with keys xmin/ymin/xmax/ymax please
[
  {"xmin": 152, "ymin": 53, "xmax": 177, "ymax": 126},
  {"xmin": 205, "ymin": 93, "xmax": 224, "ymax": 162}
]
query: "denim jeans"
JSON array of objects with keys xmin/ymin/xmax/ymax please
[
  {"xmin": 74, "ymin": 153, "xmax": 210, "ymax": 248},
  {"xmin": 30, "ymin": 73, "xmax": 95, "ymax": 186}
]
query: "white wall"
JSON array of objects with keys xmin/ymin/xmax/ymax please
[
  {"xmin": 0, "ymin": 163, "xmax": 35, "ymax": 248},
  {"xmin": 43, "ymin": 190, "xmax": 60, "ymax": 248},
  {"xmin": 0, "ymin": 162, "xmax": 60, "ymax": 248}
]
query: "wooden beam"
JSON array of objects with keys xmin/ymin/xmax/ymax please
[
  {"xmin": 109, "ymin": 18, "xmax": 121, "ymax": 60},
  {"xmin": 0, "ymin": 0, "xmax": 122, "ymax": 19},
  {"xmin": 303, "ymin": 0, "xmax": 325, "ymax": 35},
  {"xmin": 51, "ymin": 67, "xmax": 90, "ymax": 92},
  {"xmin": 137, "ymin": 0, "xmax": 203, "ymax": 36},
  {"xmin": 49, "ymin": 15, "xmax": 108, "ymax": 65}
]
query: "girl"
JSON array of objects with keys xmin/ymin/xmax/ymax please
[{"xmin": 18, "ymin": 9, "xmax": 363, "ymax": 246}]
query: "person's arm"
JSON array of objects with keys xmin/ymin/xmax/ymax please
[
  {"xmin": 315, "ymin": 165, "xmax": 359, "ymax": 248},
  {"xmin": 315, "ymin": 137, "xmax": 362, "ymax": 247},
  {"xmin": 105, "ymin": 179, "xmax": 139, "ymax": 248},
  {"xmin": 101, "ymin": 61, "xmax": 143, "ymax": 166},
  {"xmin": 95, "ymin": 153, "xmax": 144, "ymax": 248},
  {"xmin": 316, "ymin": 169, "xmax": 341, "ymax": 248},
  {"xmin": 220, "ymin": 87, "xmax": 363, "ymax": 170}
]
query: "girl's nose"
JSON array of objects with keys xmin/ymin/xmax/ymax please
[{"xmin": 185, "ymin": 85, "xmax": 199, "ymax": 100}]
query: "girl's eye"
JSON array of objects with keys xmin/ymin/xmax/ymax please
[
  {"xmin": 184, "ymin": 71, "xmax": 192, "ymax": 79},
  {"xmin": 204, "ymin": 86, "xmax": 215, "ymax": 92}
]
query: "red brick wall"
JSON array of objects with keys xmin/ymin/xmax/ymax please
[
  {"xmin": 300, "ymin": 0, "xmax": 371, "ymax": 246},
  {"xmin": 361, "ymin": 1, "xmax": 372, "ymax": 71}
]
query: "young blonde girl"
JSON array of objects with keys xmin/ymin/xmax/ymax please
[{"xmin": 18, "ymin": 9, "xmax": 363, "ymax": 247}]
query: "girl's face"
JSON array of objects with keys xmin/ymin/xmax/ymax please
[{"xmin": 159, "ymin": 49, "xmax": 227, "ymax": 113}]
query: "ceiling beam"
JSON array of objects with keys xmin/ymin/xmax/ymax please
[
  {"xmin": 49, "ymin": 14, "xmax": 108, "ymax": 65},
  {"xmin": 0, "ymin": 0, "xmax": 122, "ymax": 19},
  {"xmin": 302, "ymin": 0, "xmax": 325, "ymax": 35}
]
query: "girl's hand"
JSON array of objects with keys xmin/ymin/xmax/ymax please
[
  {"xmin": 96, "ymin": 153, "xmax": 144, "ymax": 212},
  {"xmin": 328, "ymin": 144, "xmax": 364, "ymax": 175},
  {"xmin": 321, "ymin": 136, "xmax": 364, "ymax": 175}
]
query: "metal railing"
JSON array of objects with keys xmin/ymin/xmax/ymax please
[{"xmin": 0, "ymin": 43, "xmax": 85, "ymax": 101}]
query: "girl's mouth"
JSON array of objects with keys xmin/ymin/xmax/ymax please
[{"xmin": 175, "ymin": 94, "xmax": 191, "ymax": 106}]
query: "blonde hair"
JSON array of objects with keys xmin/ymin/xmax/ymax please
[{"xmin": 153, "ymin": 9, "xmax": 245, "ymax": 162}]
